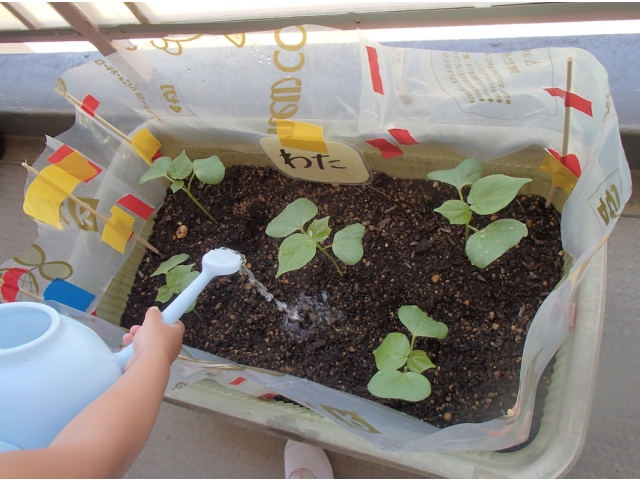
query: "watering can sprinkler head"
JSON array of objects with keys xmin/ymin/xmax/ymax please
[
  {"xmin": 114, "ymin": 248, "xmax": 243, "ymax": 370},
  {"xmin": 202, "ymin": 248, "xmax": 244, "ymax": 277}
]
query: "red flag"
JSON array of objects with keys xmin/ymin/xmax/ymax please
[
  {"xmin": 546, "ymin": 148, "xmax": 582, "ymax": 178},
  {"xmin": 388, "ymin": 128, "xmax": 419, "ymax": 145},
  {"xmin": 366, "ymin": 46, "xmax": 384, "ymax": 95},
  {"xmin": 544, "ymin": 88, "xmax": 593, "ymax": 116},
  {"xmin": 1, "ymin": 268, "xmax": 29, "ymax": 302},
  {"xmin": 81, "ymin": 95, "xmax": 99, "ymax": 117},
  {"xmin": 366, "ymin": 138, "xmax": 403, "ymax": 159},
  {"xmin": 117, "ymin": 194, "xmax": 154, "ymax": 220}
]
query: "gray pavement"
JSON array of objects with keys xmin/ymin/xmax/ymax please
[{"xmin": 1, "ymin": 135, "xmax": 639, "ymax": 478}]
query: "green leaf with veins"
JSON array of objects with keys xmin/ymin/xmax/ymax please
[
  {"xmin": 427, "ymin": 158, "xmax": 482, "ymax": 192},
  {"xmin": 398, "ymin": 305, "xmax": 448, "ymax": 339},
  {"xmin": 166, "ymin": 263, "xmax": 195, "ymax": 293},
  {"xmin": 407, "ymin": 350, "xmax": 435, "ymax": 374},
  {"xmin": 170, "ymin": 180, "xmax": 184, "ymax": 193},
  {"xmin": 266, "ymin": 198, "xmax": 318, "ymax": 238},
  {"xmin": 151, "ymin": 253, "xmax": 189, "ymax": 277},
  {"xmin": 139, "ymin": 156, "xmax": 171, "ymax": 185},
  {"xmin": 367, "ymin": 370, "xmax": 432, "ymax": 402},
  {"xmin": 155, "ymin": 285, "xmax": 173, "ymax": 303},
  {"xmin": 373, "ymin": 332, "xmax": 410, "ymax": 371},
  {"xmin": 275, "ymin": 233, "xmax": 317, "ymax": 278},
  {"xmin": 307, "ymin": 217, "xmax": 331, "ymax": 242},
  {"xmin": 331, "ymin": 223, "xmax": 365, "ymax": 265},
  {"xmin": 434, "ymin": 199, "xmax": 472, "ymax": 225},
  {"xmin": 467, "ymin": 175, "xmax": 532, "ymax": 215},
  {"xmin": 193, "ymin": 155, "xmax": 225, "ymax": 185},
  {"xmin": 168, "ymin": 150, "xmax": 193, "ymax": 180},
  {"xmin": 466, "ymin": 219, "xmax": 528, "ymax": 268}
]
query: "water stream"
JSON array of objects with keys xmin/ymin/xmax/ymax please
[{"xmin": 238, "ymin": 262, "xmax": 344, "ymax": 340}]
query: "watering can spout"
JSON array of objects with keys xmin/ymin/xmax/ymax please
[{"xmin": 113, "ymin": 248, "xmax": 242, "ymax": 370}]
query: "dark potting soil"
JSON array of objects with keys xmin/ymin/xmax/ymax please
[{"xmin": 122, "ymin": 165, "xmax": 564, "ymax": 437}]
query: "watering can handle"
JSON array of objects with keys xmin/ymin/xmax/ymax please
[
  {"xmin": 113, "ymin": 248, "xmax": 243, "ymax": 372},
  {"xmin": 112, "ymin": 271, "xmax": 216, "ymax": 371}
]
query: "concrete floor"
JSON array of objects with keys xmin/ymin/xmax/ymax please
[{"xmin": 1, "ymin": 135, "xmax": 639, "ymax": 478}]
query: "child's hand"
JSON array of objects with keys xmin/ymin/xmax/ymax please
[{"xmin": 122, "ymin": 307, "xmax": 185, "ymax": 371}]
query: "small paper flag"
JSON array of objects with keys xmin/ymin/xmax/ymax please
[
  {"xmin": 539, "ymin": 151, "xmax": 579, "ymax": 193},
  {"xmin": 43, "ymin": 278, "xmax": 96, "ymax": 312},
  {"xmin": 80, "ymin": 95, "xmax": 99, "ymax": 117},
  {"xmin": 101, "ymin": 205, "xmax": 135, "ymax": 254},
  {"xmin": 47, "ymin": 145, "xmax": 102, "ymax": 183},
  {"xmin": 132, "ymin": 128, "xmax": 162, "ymax": 166},
  {"xmin": 546, "ymin": 148, "xmax": 582, "ymax": 178},
  {"xmin": 388, "ymin": 128, "xmax": 419, "ymax": 145},
  {"xmin": 543, "ymin": 87, "xmax": 593, "ymax": 116},
  {"xmin": 365, "ymin": 138, "xmax": 404, "ymax": 159},
  {"xmin": 1, "ymin": 267, "xmax": 29, "ymax": 302},
  {"xmin": 117, "ymin": 194, "xmax": 154, "ymax": 220},
  {"xmin": 276, "ymin": 119, "xmax": 328, "ymax": 154},
  {"xmin": 366, "ymin": 46, "xmax": 384, "ymax": 95},
  {"xmin": 23, "ymin": 164, "xmax": 84, "ymax": 229}
]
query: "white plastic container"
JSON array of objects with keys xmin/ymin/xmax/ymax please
[{"xmin": 99, "ymin": 152, "xmax": 605, "ymax": 478}]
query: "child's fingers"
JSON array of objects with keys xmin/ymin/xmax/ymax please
[
  {"xmin": 122, "ymin": 325, "xmax": 141, "ymax": 346},
  {"xmin": 122, "ymin": 332, "xmax": 134, "ymax": 346}
]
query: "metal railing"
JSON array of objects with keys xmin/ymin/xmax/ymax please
[{"xmin": 1, "ymin": 2, "xmax": 640, "ymax": 56}]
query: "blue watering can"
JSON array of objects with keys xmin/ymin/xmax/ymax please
[{"xmin": 0, "ymin": 248, "xmax": 242, "ymax": 452}]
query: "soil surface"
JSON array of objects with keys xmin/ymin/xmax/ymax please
[{"xmin": 122, "ymin": 165, "xmax": 564, "ymax": 434}]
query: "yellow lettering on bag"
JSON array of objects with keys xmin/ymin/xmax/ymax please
[
  {"xmin": 274, "ymin": 26, "xmax": 307, "ymax": 51},
  {"xmin": 273, "ymin": 51, "xmax": 305, "ymax": 72},
  {"xmin": 267, "ymin": 78, "xmax": 302, "ymax": 133}
]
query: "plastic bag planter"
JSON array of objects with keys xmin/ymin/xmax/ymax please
[{"xmin": 0, "ymin": 25, "xmax": 630, "ymax": 478}]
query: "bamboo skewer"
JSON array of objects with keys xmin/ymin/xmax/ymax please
[
  {"xmin": 0, "ymin": 278, "xmax": 44, "ymax": 302},
  {"xmin": 546, "ymin": 57, "xmax": 574, "ymax": 209},
  {"xmin": 22, "ymin": 162, "xmax": 160, "ymax": 255},
  {"xmin": 63, "ymin": 92, "xmax": 133, "ymax": 145}
]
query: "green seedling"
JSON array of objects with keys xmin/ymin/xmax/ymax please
[
  {"xmin": 151, "ymin": 253, "xmax": 201, "ymax": 316},
  {"xmin": 427, "ymin": 158, "xmax": 532, "ymax": 268},
  {"xmin": 265, "ymin": 198, "xmax": 365, "ymax": 278},
  {"xmin": 367, "ymin": 306, "xmax": 448, "ymax": 402},
  {"xmin": 139, "ymin": 150, "xmax": 225, "ymax": 223}
]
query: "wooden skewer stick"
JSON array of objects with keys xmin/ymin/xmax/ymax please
[
  {"xmin": 22, "ymin": 162, "xmax": 160, "ymax": 255},
  {"xmin": 63, "ymin": 92, "xmax": 133, "ymax": 145},
  {"xmin": 546, "ymin": 57, "xmax": 574, "ymax": 209},
  {"xmin": 0, "ymin": 278, "xmax": 44, "ymax": 302}
]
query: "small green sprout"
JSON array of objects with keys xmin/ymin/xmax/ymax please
[
  {"xmin": 265, "ymin": 198, "xmax": 365, "ymax": 278},
  {"xmin": 139, "ymin": 150, "xmax": 225, "ymax": 223},
  {"xmin": 367, "ymin": 306, "xmax": 448, "ymax": 402},
  {"xmin": 151, "ymin": 253, "xmax": 200, "ymax": 315},
  {"xmin": 427, "ymin": 158, "xmax": 532, "ymax": 268}
]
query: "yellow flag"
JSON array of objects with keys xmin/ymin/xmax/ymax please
[
  {"xmin": 539, "ymin": 152, "xmax": 578, "ymax": 193},
  {"xmin": 23, "ymin": 165, "xmax": 83, "ymax": 229},
  {"xmin": 131, "ymin": 128, "xmax": 161, "ymax": 166},
  {"xmin": 101, "ymin": 205, "xmax": 135, "ymax": 254},
  {"xmin": 53, "ymin": 150, "xmax": 100, "ymax": 182},
  {"xmin": 276, "ymin": 119, "xmax": 328, "ymax": 154}
]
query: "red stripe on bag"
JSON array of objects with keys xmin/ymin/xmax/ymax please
[
  {"xmin": 366, "ymin": 46, "xmax": 384, "ymax": 95},
  {"xmin": 544, "ymin": 88, "xmax": 593, "ymax": 116},
  {"xmin": 366, "ymin": 138, "xmax": 404, "ymax": 159},
  {"xmin": 81, "ymin": 95, "xmax": 100, "ymax": 117},
  {"xmin": 388, "ymin": 128, "xmax": 419, "ymax": 145},
  {"xmin": 117, "ymin": 194, "xmax": 155, "ymax": 220}
]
